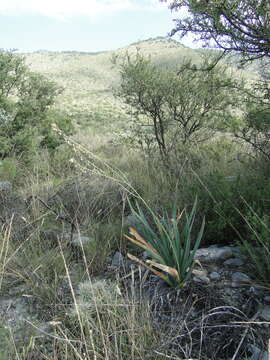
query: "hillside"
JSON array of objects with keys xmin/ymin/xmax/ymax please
[
  {"xmin": 23, "ymin": 38, "xmax": 205, "ymax": 129},
  {"xmin": 2, "ymin": 37, "xmax": 270, "ymax": 360}
]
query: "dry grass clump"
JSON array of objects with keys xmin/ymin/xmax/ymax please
[
  {"xmin": 47, "ymin": 174, "xmax": 127, "ymax": 227},
  {"xmin": 120, "ymin": 269, "xmax": 266, "ymax": 360},
  {"xmin": 46, "ymin": 277, "xmax": 163, "ymax": 360}
]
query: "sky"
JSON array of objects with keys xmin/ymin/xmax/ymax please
[{"xmin": 0, "ymin": 0, "xmax": 191, "ymax": 53}]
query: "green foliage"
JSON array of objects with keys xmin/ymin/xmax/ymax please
[
  {"xmin": 0, "ymin": 326, "xmax": 10, "ymax": 360},
  {"xmin": 116, "ymin": 52, "xmax": 239, "ymax": 165},
  {"xmin": 0, "ymin": 50, "xmax": 73, "ymax": 160},
  {"xmin": 165, "ymin": 0, "xmax": 270, "ymax": 62},
  {"xmin": 0, "ymin": 51, "xmax": 26, "ymax": 103},
  {"xmin": 240, "ymin": 207, "xmax": 270, "ymax": 285},
  {"xmin": 40, "ymin": 110, "xmax": 74, "ymax": 151},
  {"xmin": 0, "ymin": 158, "xmax": 18, "ymax": 181},
  {"xmin": 234, "ymin": 80, "xmax": 270, "ymax": 161},
  {"xmin": 187, "ymin": 158, "xmax": 270, "ymax": 245},
  {"xmin": 126, "ymin": 199, "xmax": 205, "ymax": 288},
  {"xmin": 193, "ymin": 171, "xmax": 241, "ymax": 243}
]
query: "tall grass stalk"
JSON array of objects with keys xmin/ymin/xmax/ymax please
[
  {"xmin": 0, "ymin": 217, "xmax": 13, "ymax": 291},
  {"xmin": 236, "ymin": 198, "xmax": 270, "ymax": 285}
]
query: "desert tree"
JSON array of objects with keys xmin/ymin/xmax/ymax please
[
  {"xmin": 115, "ymin": 53, "xmax": 239, "ymax": 166},
  {"xmin": 0, "ymin": 50, "xmax": 73, "ymax": 159}
]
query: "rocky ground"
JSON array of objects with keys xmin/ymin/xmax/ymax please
[
  {"xmin": 1, "ymin": 241, "xmax": 270, "ymax": 359},
  {"xmin": 111, "ymin": 246, "xmax": 270, "ymax": 360},
  {"xmin": 1, "ymin": 181, "xmax": 270, "ymax": 359}
]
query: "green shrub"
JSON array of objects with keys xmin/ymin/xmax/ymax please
[
  {"xmin": 115, "ymin": 52, "xmax": 239, "ymax": 167},
  {"xmin": 240, "ymin": 207, "xmax": 270, "ymax": 285},
  {"xmin": 0, "ymin": 158, "xmax": 18, "ymax": 181},
  {"xmin": 39, "ymin": 109, "xmax": 74, "ymax": 152},
  {"xmin": 0, "ymin": 50, "xmax": 74, "ymax": 162}
]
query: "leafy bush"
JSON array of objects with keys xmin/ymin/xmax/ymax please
[
  {"xmin": 0, "ymin": 158, "xmax": 18, "ymax": 181},
  {"xmin": 125, "ymin": 199, "xmax": 205, "ymax": 288},
  {"xmin": 39, "ymin": 109, "xmax": 74, "ymax": 152},
  {"xmin": 240, "ymin": 207, "xmax": 270, "ymax": 285},
  {"xmin": 0, "ymin": 50, "xmax": 73, "ymax": 161},
  {"xmin": 234, "ymin": 103, "xmax": 270, "ymax": 161},
  {"xmin": 115, "ymin": 53, "xmax": 239, "ymax": 167}
]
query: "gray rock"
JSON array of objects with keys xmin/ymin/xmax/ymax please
[
  {"xmin": 260, "ymin": 306, "xmax": 270, "ymax": 321},
  {"xmin": 209, "ymin": 271, "xmax": 221, "ymax": 281},
  {"xmin": 111, "ymin": 252, "xmax": 124, "ymax": 267},
  {"xmin": 193, "ymin": 275, "xmax": 210, "ymax": 284},
  {"xmin": 263, "ymin": 296, "xmax": 270, "ymax": 304},
  {"xmin": 223, "ymin": 258, "xmax": 244, "ymax": 266},
  {"xmin": 248, "ymin": 344, "xmax": 269, "ymax": 360},
  {"xmin": 231, "ymin": 272, "xmax": 252, "ymax": 287},
  {"xmin": 230, "ymin": 246, "xmax": 243, "ymax": 256},
  {"xmin": 195, "ymin": 246, "xmax": 233, "ymax": 263},
  {"xmin": 0, "ymin": 181, "xmax": 12, "ymax": 192},
  {"xmin": 232, "ymin": 272, "xmax": 251, "ymax": 283}
]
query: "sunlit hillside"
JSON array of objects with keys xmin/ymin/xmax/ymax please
[{"xmin": 23, "ymin": 38, "xmax": 204, "ymax": 129}]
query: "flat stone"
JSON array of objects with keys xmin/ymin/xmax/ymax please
[
  {"xmin": 195, "ymin": 247, "xmax": 233, "ymax": 263},
  {"xmin": 223, "ymin": 258, "xmax": 244, "ymax": 266},
  {"xmin": 232, "ymin": 272, "xmax": 251, "ymax": 283},
  {"xmin": 260, "ymin": 306, "xmax": 270, "ymax": 321},
  {"xmin": 209, "ymin": 271, "xmax": 221, "ymax": 281},
  {"xmin": 193, "ymin": 275, "xmax": 210, "ymax": 284},
  {"xmin": 231, "ymin": 272, "xmax": 252, "ymax": 287}
]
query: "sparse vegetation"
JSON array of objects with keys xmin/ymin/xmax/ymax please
[{"xmin": 1, "ymin": 36, "xmax": 270, "ymax": 359}]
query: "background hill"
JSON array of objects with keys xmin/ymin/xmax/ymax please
[{"xmin": 23, "ymin": 38, "xmax": 207, "ymax": 131}]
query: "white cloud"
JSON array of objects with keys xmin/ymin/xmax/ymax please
[
  {"xmin": 0, "ymin": 0, "xmax": 167, "ymax": 20},
  {"xmin": 0, "ymin": 0, "xmax": 132, "ymax": 20}
]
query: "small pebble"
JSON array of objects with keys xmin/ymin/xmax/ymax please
[
  {"xmin": 209, "ymin": 271, "xmax": 221, "ymax": 281},
  {"xmin": 193, "ymin": 275, "xmax": 210, "ymax": 285}
]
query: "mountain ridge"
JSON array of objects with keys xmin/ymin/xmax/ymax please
[{"xmin": 22, "ymin": 37, "xmax": 253, "ymax": 132}]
